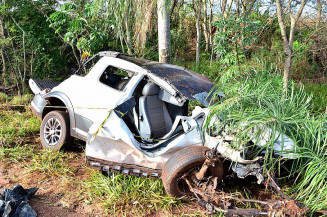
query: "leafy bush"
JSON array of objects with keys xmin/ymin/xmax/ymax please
[
  {"xmin": 212, "ymin": 15, "xmax": 261, "ymax": 67},
  {"xmin": 207, "ymin": 64, "xmax": 327, "ymax": 211}
]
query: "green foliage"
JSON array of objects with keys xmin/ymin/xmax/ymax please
[
  {"xmin": 49, "ymin": 1, "xmax": 112, "ymax": 55},
  {"xmin": 207, "ymin": 63, "xmax": 327, "ymax": 211},
  {"xmin": 212, "ymin": 16, "xmax": 261, "ymax": 66},
  {"xmin": 1, "ymin": 0, "xmax": 70, "ymax": 83},
  {"xmin": 173, "ymin": 58, "xmax": 223, "ymax": 82},
  {"xmin": 0, "ymin": 93, "xmax": 8, "ymax": 103},
  {"xmin": 10, "ymin": 94, "xmax": 33, "ymax": 105},
  {"xmin": 303, "ymin": 84, "xmax": 327, "ymax": 113}
]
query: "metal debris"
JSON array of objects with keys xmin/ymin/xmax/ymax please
[{"xmin": 182, "ymin": 149, "xmax": 308, "ymax": 216}]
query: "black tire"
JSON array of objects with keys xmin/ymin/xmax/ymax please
[
  {"xmin": 40, "ymin": 110, "xmax": 70, "ymax": 151},
  {"xmin": 162, "ymin": 146, "xmax": 224, "ymax": 198}
]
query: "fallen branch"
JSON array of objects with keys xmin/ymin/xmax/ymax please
[{"xmin": 0, "ymin": 84, "xmax": 19, "ymax": 94}]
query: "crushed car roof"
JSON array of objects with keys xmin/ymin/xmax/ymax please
[
  {"xmin": 85, "ymin": 51, "xmax": 216, "ymax": 106},
  {"xmin": 120, "ymin": 55, "xmax": 216, "ymax": 106}
]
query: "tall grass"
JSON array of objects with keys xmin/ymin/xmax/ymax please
[
  {"xmin": 303, "ymin": 83, "xmax": 327, "ymax": 113},
  {"xmin": 207, "ymin": 64, "xmax": 327, "ymax": 211},
  {"xmin": 0, "ymin": 107, "xmax": 40, "ymax": 146},
  {"xmin": 26, "ymin": 150, "xmax": 76, "ymax": 176},
  {"xmin": 82, "ymin": 172, "xmax": 181, "ymax": 215}
]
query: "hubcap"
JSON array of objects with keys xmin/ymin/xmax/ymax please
[{"xmin": 43, "ymin": 117, "xmax": 62, "ymax": 146}]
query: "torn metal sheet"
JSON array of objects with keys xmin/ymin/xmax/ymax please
[
  {"xmin": 232, "ymin": 162, "xmax": 264, "ymax": 184},
  {"xmin": 85, "ymin": 111, "xmax": 204, "ymax": 170},
  {"xmin": 248, "ymin": 126, "xmax": 298, "ymax": 159}
]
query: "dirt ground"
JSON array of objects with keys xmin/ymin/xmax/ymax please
[
  {"xmin": 0, "ymin": 150, "xmax": 100, "ymax": 216},
  {"xmin": 0, "ymin": 139, "xmax": 204, "ymax": 217}
]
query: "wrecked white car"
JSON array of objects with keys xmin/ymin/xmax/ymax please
[{"xmin": 29, "ymin": 51, "xmax": 296, "ymax": 198}]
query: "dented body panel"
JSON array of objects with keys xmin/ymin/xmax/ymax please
[{"xmin": 29, "ymin": 51, "xmax": 297, "ymax": 180}]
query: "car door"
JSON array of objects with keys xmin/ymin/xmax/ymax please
[{"xmin": 61, "ymin": 57, "xmax": 139, "ymax": 140}]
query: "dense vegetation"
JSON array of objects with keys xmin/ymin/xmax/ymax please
[{"xmin": 0, "ymin": 0, "xmax": 326, "ymax": 214}]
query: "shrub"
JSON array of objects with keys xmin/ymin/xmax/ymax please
[{"xmin": 207, "ymin": 64, "xmax": 327, "ymax": 211}]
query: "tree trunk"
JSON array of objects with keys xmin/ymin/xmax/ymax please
[
  {"xmin": 193, "ymin": 0, "xmax": 201, "ymax": 68},
  {"xmin": 0, "ymin": 17, "xmax": 6, "ymax": 78},
  {"xmin": 119, "ymin": 29, "xmax": 125, "ymax": 53},
  {"xmin": 276, "ymin": 0, "xmax": 307, "ymax": 96},
  {"xmin": 203, "ymin": 0, "xmax": 210, "ymax": 53},
  {"xmin": 11, "ymin": 16, "xmax": 26, "ymax": 93},
  {"xmin": 316, "ymin": 0, "xmax": 322, "ymax": 30},
  {"xmin": 125, "ymin": 18, "xmax": 133, "ymax": 55},
  {"xmin": 313, "ymin": 0, "xmax": 322, "ymax": 63},
  {"xmin": 224, "ymin": 0, "xmax": 233, "ymax": 19},
  {"xmin": 158, "ymin": 0, "xmax": 171, "ymax": 63},
  {"xmin": 208, "ymin": 0, "xmax": 213, "ymax": 46},
  {"xmin": 283, "ymin": 49, "xmax": 292, "ymax": 92}
]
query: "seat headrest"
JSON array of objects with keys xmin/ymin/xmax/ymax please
[{"xmin": 142, "ymin": 82, "xmax": 160, "ymax": 96}]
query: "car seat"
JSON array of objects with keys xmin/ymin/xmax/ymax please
[{"xmin": 139, "ymin": 82, "xmax": 173, "ymax": 139}]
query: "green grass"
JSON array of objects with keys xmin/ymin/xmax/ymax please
[
  {"xmin": 0, "ymin": 94, "xmax": 40, "ymax": 147},
  {"xmin": 10, "ymin": 94, "xmax": 34, "ymax": 105},
  {"xmin": 0, "ymin": 144, "xmax": 36, "ymax": 163},
  {"xmin": 0, "ymin": 109, "xmax": 40, "ymax": 146},
  {"xmin": 82, "ymin": 171, "xmax": 182, "ymax": 216},
  {"xmin": 0, "ymin": 93, "xmax": 8, "ymax": 103},
  {"xmin": 303, "ymin": 83, "xmax": 327, "ymax": 113},
  {"xmin": 26, "ymin": 150, "xmax": 77, "ymax": 176}
]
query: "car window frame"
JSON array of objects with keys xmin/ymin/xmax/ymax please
[{"xmin": 97, "ymin": 64, "xmax": 137, "ymax": 93}]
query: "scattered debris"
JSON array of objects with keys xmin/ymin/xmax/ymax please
[
  {"xmin": 0, "ymin": 185, "xmax": 38, "ymax": 217},
  {"xmin": 185, "ymin": 177, "xmax": 309, "ymax": 216},
  {"xmin": 182, "ymin": 148, "xmax": 309, "ymax": 216}
]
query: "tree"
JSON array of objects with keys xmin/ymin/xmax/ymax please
[
  {"xmin": 275, "ymin": 0, "xmax": 307, "ymax": 95},
  {"xmin": 313, "ymin": 0, "xmax": 322, "ymax": 63},
  {"xmin": 192, "ymin": 0, "xmax": 201, "ymax": 68},
  {"xmin": 221, "ymin": 0, "xmax": 233, "ymax": 19},
  {"xmin": 158, "ymin": 0, "xmax": 171, "ymax": 63},
  {"xmin": 0, "ymin": 16, "xmax": 5, "ymax": 79},
  {"xmin": 202, "ymin": 0, "xmax": 210, "ymax": 53}
]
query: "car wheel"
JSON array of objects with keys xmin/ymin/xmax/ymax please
[
  {"xmin": 40, "ymin": 110, "xmax": 70, "ymax": 151},
  {"xmin": 162, "ymin": 145, "xmax": 224, "ymax": 198}
]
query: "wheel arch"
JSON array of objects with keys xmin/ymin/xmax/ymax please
[{"xmin": 42, "ymin": 91, "xmax": 75, "ymax": 136}]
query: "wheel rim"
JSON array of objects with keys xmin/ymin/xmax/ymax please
[
  {"xmin": 43, "ymin": 117, "xmax": 62, "ymax": 146},
  {"xmin": 177, "ymin": 165, "xmax": 202, "ymax": 195},
  {"xmin": 177, "ymin": 162, "xmax": 223, "ymax": 196}
]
